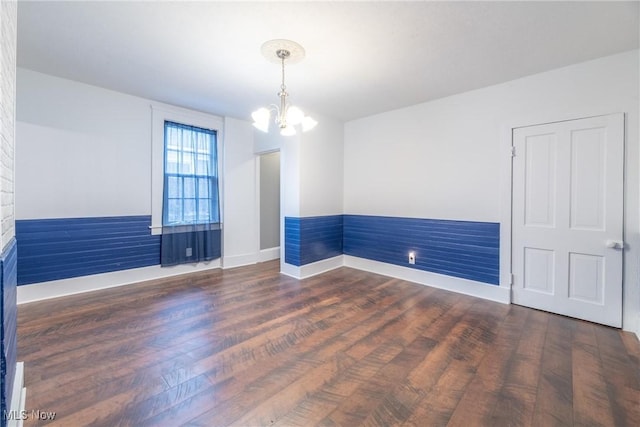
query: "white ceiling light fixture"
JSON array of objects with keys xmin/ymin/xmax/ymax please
[{"xmin": 252, "ymin": 39, "xmax": 317, "ymax": 136}]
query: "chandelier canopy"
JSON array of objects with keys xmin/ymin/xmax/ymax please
[{"xmin": 252, "ymin": 39, "xmax": 317, "ymax": 136}]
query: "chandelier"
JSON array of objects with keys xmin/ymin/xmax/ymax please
[{"xmin": 252, "ymin": 39, "xmax": 317, "ymax": 136}]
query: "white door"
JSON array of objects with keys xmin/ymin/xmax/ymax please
[{"xmin": 512, "ymin": 114, "xmax": 624, "ymax": 327}]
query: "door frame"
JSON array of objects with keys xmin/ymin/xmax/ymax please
[{"xmin": 499, "ymin": 111, "xmax": 627, "ymax": 324}]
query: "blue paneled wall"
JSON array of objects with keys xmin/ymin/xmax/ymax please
[
  {"xmin": 18, "ymin": 214, "xmax": 499, "ymax": 286},
  {"xmin": 16, "ymin": 216, "xmax": 160, "ymax": 285},
  {"xmin": 343, "ymin": 215, "xmax": 499, "ymax": 285},
  {"xmin": 1, "ymin": 238, "xmax": 17, "ymax": 421},
  {"xmin": 284, "ymin": 217, "xmax": 301, "ymax": 266},
  {"xmin": 285, "ymin": 214, "xmax": 499, "ymax": 285},
  {"xmin": 285, "ymin": 215, "xmax": 343, "ymax": 266}
]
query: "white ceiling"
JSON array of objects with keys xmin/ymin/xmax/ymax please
[{"xmin": 17, "ymin": 1, "xmax": 640, "ymax": 123}]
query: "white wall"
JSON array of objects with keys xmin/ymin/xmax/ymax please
[
  {"xmin": 344, "ymin": 50, "xmax": 640, "ymax": 333},
  {"xmin": 280, "ymin": 114, "xmax": 345, "ymax": 278},
  {"xmin": 264, "ymin": 112, "xmax": 344, "ymax": 222},
  {"xmin": 300, "ymin": 113, "xmax": 344, "ymax": 217},
  {"xmin": 345, "ymin": 50, "xmax": 639, "ymax": 222},
  {"xmin": 222, "ymin": 117, "xmax": 259, "ymax": 268},
  {"xmin": 0, "ymin": 0, "xmax": 16, "ymax": 248},
  {"xmin": 254, "ymin": 129, "xmax": 282, "ymax": 154},
  {"xmin": 346, "ymin": 104, "xmax": 499, "ymax": 220},
  {"xmin": 280, "ymin": 134, "xmax": 301, "ymax": 219},
  {"xmin": 16, "ymin": 69, "xmax": 151, "ymax": 219}
]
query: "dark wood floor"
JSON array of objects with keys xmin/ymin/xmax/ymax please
[{"xmin": 17, "ymin": 260, "xmax": 640, "ymax": 426}]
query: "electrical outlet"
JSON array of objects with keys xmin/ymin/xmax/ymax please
[
  {"xmin": 186, "ymin": 247, "xmax": 193, "ymax": 257},
  {"xmin": 408, "ymin": 251, "xmax": 416, "ymax": 264}
]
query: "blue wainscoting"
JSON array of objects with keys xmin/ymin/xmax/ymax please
[
  {"xmin": 285, "ymin": 215, "xmax": 343, "ymax": 266},
  {"xmin": 16, "ymin": 216, "xmax": 160, "ymax": 285},
  {"xmin": 284, "ymin": 217, "xmax": 301, "ymax": 266},
  {"xmin": 1, "ymin": 238, "xmax": 17, "ymax": 421},
  {"xmin": 343, "ymin": 215, "xmax": 499, "ymax": 285}
]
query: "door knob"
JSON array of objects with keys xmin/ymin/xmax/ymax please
[{"xmin": 606, "ymin": 240, "xmax": 624, "ymax": 249}]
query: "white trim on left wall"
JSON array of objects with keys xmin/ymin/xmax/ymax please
[
  {"xmin": 17, "ymin": 260, "xmax": 220, "ymax": 304},
  {"xmin": 281, "ymin": 255, "xmax": 345, "ymax": 280},
  {"xmin": 259, "ymin": 247, "xmax": 280, "ymax": 262},
  {"xmin": 222, "ymin": 253, "xmax": 258, "ymax": 269},
  {"xmin": 17, "ymin": 246, "xmax": 282, "ymax": 303},
  {"xmin": 7, "ymin": 362, "xmax": 26, "ymax": 427}
]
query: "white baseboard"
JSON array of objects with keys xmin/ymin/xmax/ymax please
[
  {"xmin": 258, "ymin": 247, "xmax": 280, "ymax": 262},
  {"xmin": 17, "ymin": 253, "xmax": 510, "ymax": 308},
  {"xmin": 7, "ymin": 361, "xmax": 26, "ymax": 427},
  {"xmin": 279, "ymin": 255, "xmax": 509, "ymax": 304},
  {"xmin": 281, "ymin": 255, "xmax": 344, "ymax": 280},
  {"xmin": 222, "ymin": 252, "xmax": 258, "ymax": 269},
  {"xmin": 280, "ymin": 261, "xmax": 300, "ymax": 278},
  {"xmin": 343, "ymin": 255, "xmax": 510, "ymax": 304},
  {"xmin": 17, "ymin": 260, "xmax": 221, "ymax": 304}
]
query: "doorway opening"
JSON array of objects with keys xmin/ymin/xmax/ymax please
[{"xmin": 259, "ymin": 151, "xmax": 281, "ymax": 261}]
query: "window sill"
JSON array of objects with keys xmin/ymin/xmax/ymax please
[{"xmin": 149, "ymin": 224, "xmax": 222, "ymax": 236}]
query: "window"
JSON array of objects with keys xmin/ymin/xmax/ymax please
[
  {"xmin": 163, "ymin": 121, "xmax": 219, "ymax": 226},
  {"xmin": 150, "ymin": 105, "xmax": 223, "ymax": 236}
]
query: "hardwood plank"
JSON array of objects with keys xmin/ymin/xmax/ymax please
[
  {"xmin": 178, "ymin": 278, "xmax": 429, "ymax": 426},
  {"xmin": 486, "ymin": 308, "xmax": 549, "ymax": 427},
  {"xmin": 274, "ymin": 291, "xmax": 459, "ymax": 426},
  {"xmin": 320, "ymin": 292, "xmax": 487, "ymax": 426},
  {"xmin": 16, "ymin": 261, "xmax": 640, "ymax": 427},
  {"xmin": 620, "ymin": 330, "xmax": 640, "ymax": 367},
  {"xmin": 531, "ymin": 315, "xmax": 575, "ymax": 426},
  {"xmin": 571, "ymin": 321, "xmax": 616, "ymax": 427},
  {"xmin": 131, "ymin": 280, "xmax": 408, "ymax": 422},
  {"xmin": 445, "ymin": 304, "xmax": 533, "ymax": 427},
  {"xmin": 593, "ymin": 324, "xmax": 640, "ymax": 426},
  {"xmin": 399, "ymin": 297, "xmax": 510, "ymax": 426},
  {"xmin": 24, "ymin": 264, "xmax": 369, "ymax": 405}
]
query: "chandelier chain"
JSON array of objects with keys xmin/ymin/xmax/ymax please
[{"xmin": 281, "ymin": 54, "xmax": 286, "ymax": 91}]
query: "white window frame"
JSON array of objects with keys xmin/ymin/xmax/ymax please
[{"xmin": 151, "ymin": 104, "xmax": 224, "ymax": 235}]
